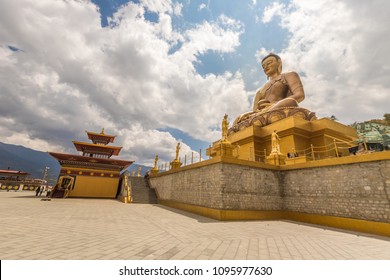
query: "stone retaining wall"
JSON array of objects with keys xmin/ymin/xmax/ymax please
[
  {"xmin": 149, "ymin": 155, "xmax": 390, "ymax": 223},
  {"xmin": 283, "ymin": 160, "xmax": 390, "ymax": 222},
  {"xmin": 150, "ymin": 163, "xmax": 282, "ymax": 210},
  {"xmin": 150, "ymin": 164, "xmax": 225, "ymax": 209}
]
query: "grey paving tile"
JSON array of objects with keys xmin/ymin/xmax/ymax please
[{"xmin": 1, "ymin": 191, "xmax": 390, "ymax": 260}]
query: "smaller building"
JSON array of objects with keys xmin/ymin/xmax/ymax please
[
  {"xmin": 0, "ymin": 169, "xmax": 43, "ymax": 191},
  {"xmin": 354, "ymin": 122, "xmax": 390, "ymax": 150},
  {"xmin": 50, "ymin": 129, "xmax": 133, "ymax": 198}
]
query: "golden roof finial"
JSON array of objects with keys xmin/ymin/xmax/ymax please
[{"xmin": 101, "ymin": 128, "xmax": 105, "ymax": 135}]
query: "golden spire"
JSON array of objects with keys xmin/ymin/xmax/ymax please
[{"xmin": 100, "ymin": 128, "xmax": 105, "ymax": 135}]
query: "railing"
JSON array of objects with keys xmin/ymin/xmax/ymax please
[
  {"xmin": 306, "ymin": 139, "xmax": 374, "ymax": 160},
  {"xmin": 153, "ymin": 138, "xmax": 387, "ymax": 173},
  {"xmin": 156, "ymin": 149, "xmax": 206, "ymax": 172},
  {"xmin": 254, "ymin": 149, "xmax": 268, "ymax": 162},
  {"xmin": 0, "ymin": 178, "xmax": 44, "ymax": 183},
  {"xmin": 0, "ymin": 184, "xmax": 39, "ymax": 191}
]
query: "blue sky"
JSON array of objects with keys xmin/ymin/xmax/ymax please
[
  {"xmin": 93, "ymin": 0, "xmax": 289, "ymax": 88},
  {"xmin": 89, "ymin": 0, "xmax": 290, "ymax": 152},
  {"xmin": 0, "ymin": 0, "xmax": 389, "ymax": 165}
]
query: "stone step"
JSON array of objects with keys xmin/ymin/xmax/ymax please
[{"xmin": 129, "ymin": 177, "xmax": 157, "ymax": 204}]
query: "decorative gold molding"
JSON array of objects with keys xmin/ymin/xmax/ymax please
[
  {"xmin": 158, "ymin": 199, "xmax": 390, "ymax": 237},
  {"xmin": 151, "ymin": 151, "xmax": 390, "ymax": 177}
]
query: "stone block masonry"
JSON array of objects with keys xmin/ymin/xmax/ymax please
[
  {"xmin": 283, "ymin": 160, "xmax": 390, "ymax": 223},
  {"xmin": 220, "ymin": 164, "xmax": 282, "ymax": 210},
  {"xmin": 150, "ymin": 163, "xmax": 282, "ymax": 211},
  {"xmin": 150, "ymin": 164, "xmax": 225, "ymax": 209}
]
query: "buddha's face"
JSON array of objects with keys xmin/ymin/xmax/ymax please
[{"xmin": 262, "ymin": 56, "xmax": 280, "ymax": 77}]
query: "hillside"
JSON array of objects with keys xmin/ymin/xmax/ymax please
[
  {"xmin": 0, "ymin": 142, "xmax": 61, "ymax": 180},
  {"xmin": 0, "ymin": 142, "xmax": 151, "ymax": 180}
]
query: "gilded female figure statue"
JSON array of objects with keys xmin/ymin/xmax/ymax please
[
  {"xmin": 175, "ymin": 143, "xmax": 180, "ymax": 160},
  {"xmin": 222, "ymin": 114, "xmax": 229, "ymax": 142},
  {"xmin": 154, "ymin": 155, "xmax": 159, "ymax": 168},
  {"xmin": 271, "ymin": 130, "xmax": 281, "ymax": 154}
]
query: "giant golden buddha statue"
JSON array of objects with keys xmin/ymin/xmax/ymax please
[
  {"xmin": 230, "ymin": 53, "xmax": 316, "ymax": 133},
  {"xmin": 208, "ymin": 53, "xmax": 357, "ymax": 162}
]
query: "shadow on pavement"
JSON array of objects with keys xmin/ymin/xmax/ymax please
[{"xmin": 151, "ymin": 204, "xmax": 220, "ymax": 224}]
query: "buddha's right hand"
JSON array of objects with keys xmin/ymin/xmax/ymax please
[
  {"xmin": 257, "ymin": 100, "xmax": 271, "ymax": 110},
  {"xmin": 233, "ymin": 112, "xmax": 252, "ymax": 125}
]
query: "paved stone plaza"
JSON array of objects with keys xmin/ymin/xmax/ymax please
[{"xmin": 1, "ymin": 191, "xmax": 390, "ymax": 260}]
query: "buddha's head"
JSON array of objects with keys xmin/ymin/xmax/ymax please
[{"xmin": 261, "ymin": 53, "xmax": 282, "ymax": 78}]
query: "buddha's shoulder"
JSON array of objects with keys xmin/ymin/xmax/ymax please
[
  {"xmin": 282, "ymin": 71, "xmax": 301, "ymax": 82},
  {"xmin": 282, "ymin": 71, "xmax": 299, "ymax": 78}
]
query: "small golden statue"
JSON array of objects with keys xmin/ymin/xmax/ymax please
[
  {"xmin": 271, "ymin": 130, "xmax": 281, "ymax": 155},
  {"xmin": 137, "ymin": 166, "xmax": 141, "ymax": 177},
  {"xmin": 151, "ymin": 155, "xmax": 159, "ymax": 174},
  {"xmin": 131, "ymin": 170, "xmax": 136, "ymax": 176},
  {"xmin": 267, "ymin": 129, "xmax": 286, "ymax": 165},
  {"xmin": 222, "ymin": 114, "xmax": 229, "ymax": 143},
  {"xmin": 154, "ymin": 155, "xmax": 159, "ymax": 168},
  {"xmin": 171, "ymin": 143, "xmax": 182, "ymax": 169},
  {"xmin": 175, "ymin": 142, "xmax": 180, "ymax": 161},
  {"xmin": 123, "ymin": 171, "xmax": 132, "ymax": 203}
]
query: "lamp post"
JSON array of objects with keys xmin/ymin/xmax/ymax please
[{"xmin": 42, "ymin": 167, "xmax": 50, "ymax": 189}]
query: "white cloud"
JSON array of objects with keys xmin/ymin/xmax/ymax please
[
  {"xmin": 218, "ymin": 14, "xmax": 243, "ymax": 30},
  {"xmin": 141, "ymin": 0, "xmax": 178, "ymax": 15},
  {"xmin": 181, "ymin": 19, "xmax": 242, "ymax": 59},
  {"xmin": 262, "ymin": 2, "xmax": 286, "ymax": 23},
  {"xmin": 0, "ymin": 0, "xmax": 249, "ymax": 165},
  {"xmin": 118, "ymin": 123, "xmax": 194, "ymax": 166},
  {"xmin": 255, "ymin": 47, "xmax": 273, "ymax": 63},
  {"xmin": 260, "ymin": 0, "xmax": 390, "ymax": 124},
  {"xmin": 173, "ymin": 2, "xmax": 183, "ymax": 16},
  {"xmin": 198, "ymin": 3, "xmax": 207, "ymax": 11}
]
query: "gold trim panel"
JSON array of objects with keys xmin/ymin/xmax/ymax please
[{"xmin": 158, "ymin": 199, "xmax": 390, "ymax": 237}]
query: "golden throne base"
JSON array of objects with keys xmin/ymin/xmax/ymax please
[
  {"xmin": 208, "ymin": 116, "xmax": 357, "ymax": 164},
  {"xmin": 229, "ymin": 107, "xmax": 317, "ymax": 133}
]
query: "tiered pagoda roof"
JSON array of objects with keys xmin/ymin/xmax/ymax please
[
  {"xmin": 50, "ymin": 128, "xmax": 132, "ymax": 170},
  {"xmin": 86, "ymin": 128, "xmax": 116, "ymax": 145},
  {"xmin": 72, "ymin": 141, "xmax": 122, "ymax": 157},
  {"xmin": 71, "ymin": 128, "xmax": 122, "ymax": 159},
  {"xmin": 49, "ymin": 152, "xmax": 132, "ymax": 171}
]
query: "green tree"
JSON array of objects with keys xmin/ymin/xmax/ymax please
[{"xmin": 384, "ymin": 113, "xmax": 390, "ymax": 126}]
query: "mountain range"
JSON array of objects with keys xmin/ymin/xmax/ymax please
[{"xmin": 0, "ymin": 142, "xmax": 151, "ymax": 182}]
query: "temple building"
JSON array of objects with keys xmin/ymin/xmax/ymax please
[{"xmin": 49, "ymin": 129, "xmax": 133, "ymax": 198}]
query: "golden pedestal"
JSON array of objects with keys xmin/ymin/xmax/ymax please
[
  {"xmin": 267, "ymin": 153, "xmax": 286, "ymax": 166},
  {"xmin": 150, "ymin": 167, "xmax": 159, "ymax": 175},
  {"xmin": 207, "ymin": 116, "xmax": 358, "ymax": 163},
  {"xmin": 209, "ymin": 141, "xmax": 235, "ymax": 157},
  {"xmin": 285, "ymin": 155, "xmax": 311, "ymax": 165},
  {"xmin": 170, "ymin": 160, "xmax": 182, "ymax": 170}
]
